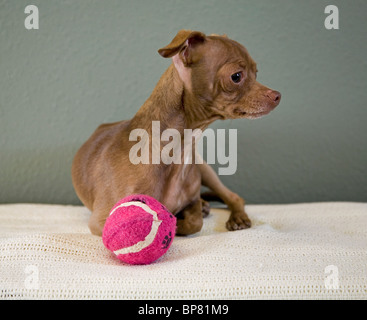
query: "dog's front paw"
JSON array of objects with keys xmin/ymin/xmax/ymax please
[{"xmin": 226, "ymin": 212, "xmax": 251, "ymax": 231}]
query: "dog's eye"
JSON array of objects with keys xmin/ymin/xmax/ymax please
[{"xmin": 231, "ymin": 72, "xmax": 242, "ymax": 83}]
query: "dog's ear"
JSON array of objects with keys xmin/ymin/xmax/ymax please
[{"xmin": 158, "ymin": 30, "xmax": 206, "ymax": 66}]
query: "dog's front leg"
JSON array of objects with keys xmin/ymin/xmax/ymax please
[{"xmin": 198, "ymin": 161, "xmax": 251, "ymax": 230}]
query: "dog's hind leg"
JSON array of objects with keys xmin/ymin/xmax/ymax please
[{"xmin": 175, "ymin": 199, "xmax": 203, "ymax": 235}]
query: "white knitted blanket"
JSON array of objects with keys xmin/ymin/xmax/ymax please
[{"xmin": 0, "ymin": 202, "xmax": 366, "ymax": 299}]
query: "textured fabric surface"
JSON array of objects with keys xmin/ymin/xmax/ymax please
[{"xmin": 0, "ymin": 202, "xmax": 366, "ymax": 299}]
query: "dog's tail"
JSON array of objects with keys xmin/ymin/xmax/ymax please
[{"xmin": 200, "ymin": 191, "xmax": 224, "ymax": 203}]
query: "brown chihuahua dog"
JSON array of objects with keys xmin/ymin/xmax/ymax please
[{"xmin": 72, "ymin": 30, "xmax": 281, "ymax": 236}]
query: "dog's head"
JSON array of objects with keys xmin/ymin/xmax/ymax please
[{"xmin": 158, "ymin": 30, "xmax": 281, "ymax": 120}]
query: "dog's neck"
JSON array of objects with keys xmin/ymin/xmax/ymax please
[{"xmin": 130, "ymin": 64, "xmax": 218, "ymax": 134}]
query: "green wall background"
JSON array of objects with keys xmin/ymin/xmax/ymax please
[{"xmin": 1, "ymin": 0, "xmax": 366, "ymax": 205}]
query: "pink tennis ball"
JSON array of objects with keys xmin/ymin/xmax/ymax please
[{"xmin": 102, "ymin": 194, "xmax": 176, "ymax": 265}]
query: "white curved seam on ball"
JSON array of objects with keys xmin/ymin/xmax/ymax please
[{"xmin": 109, "ymin": 201, "xmax": 162, "ymax": 255}]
